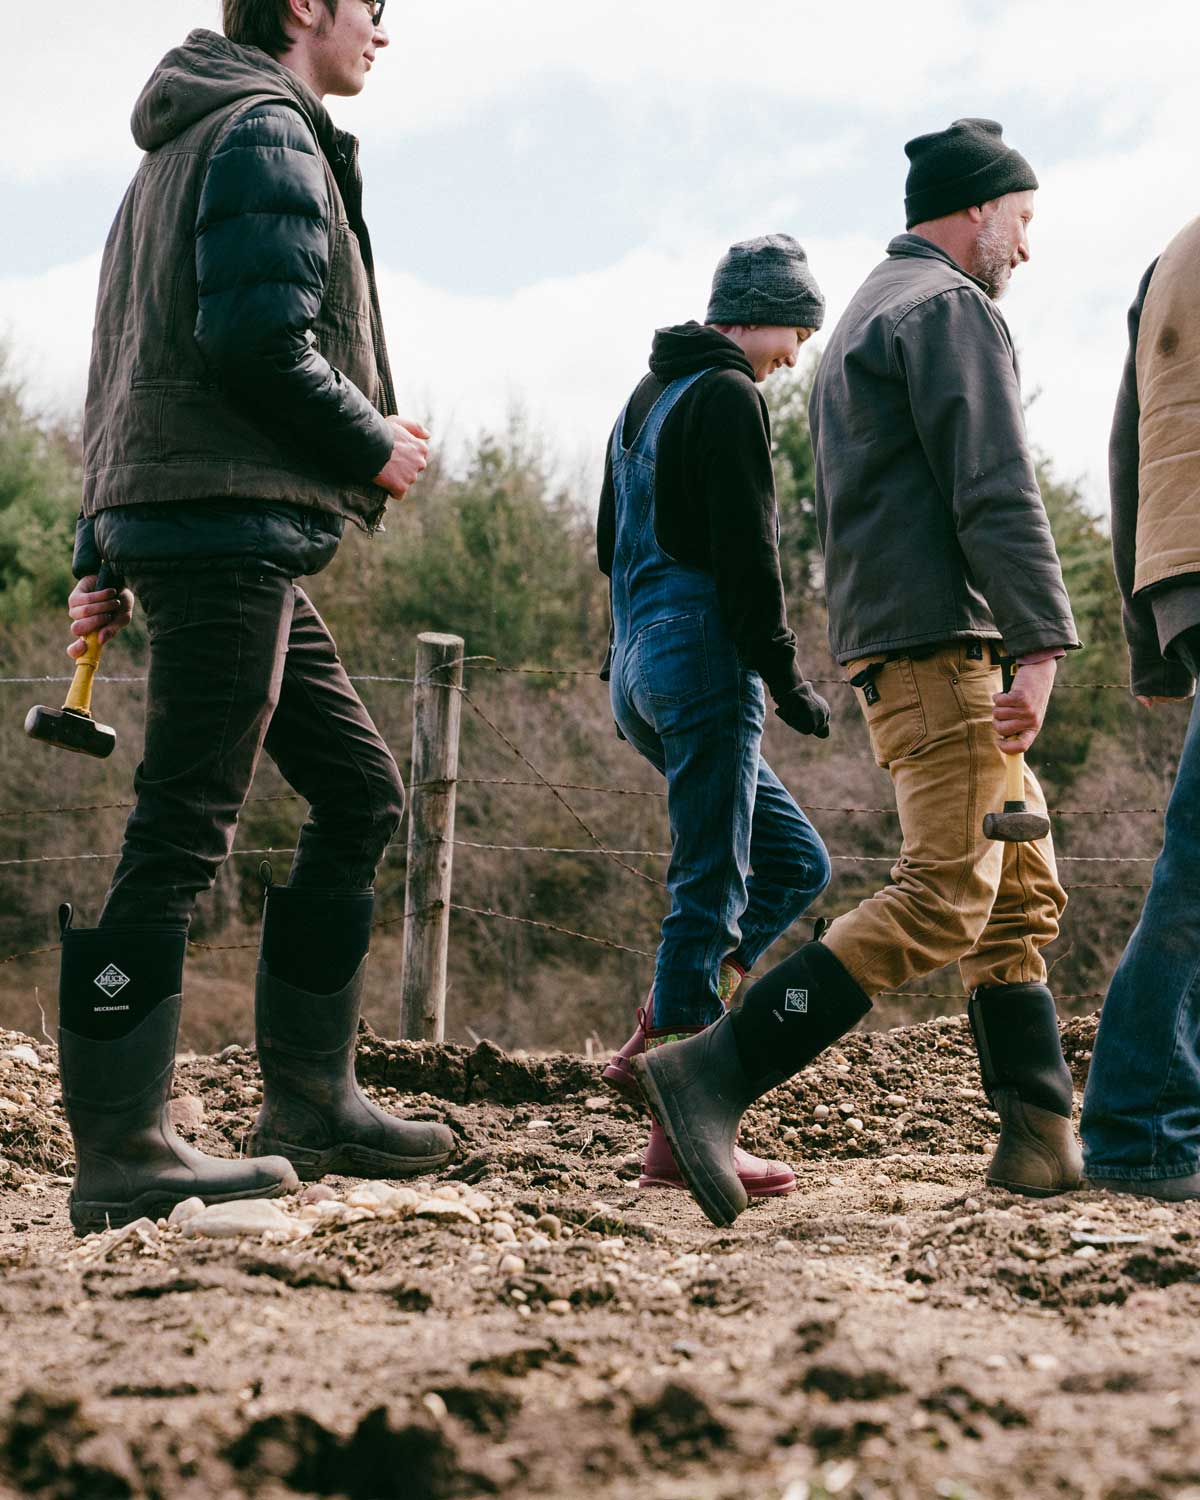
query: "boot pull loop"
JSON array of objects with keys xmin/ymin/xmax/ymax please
[{"xmin": 58, "ymin": 902, "xmax": 74, "ymax": 938}]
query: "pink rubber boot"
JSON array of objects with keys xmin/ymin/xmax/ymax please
[{"xmin": 639, "ymin": 1120, "xmax": 796, "ymax": 1196}]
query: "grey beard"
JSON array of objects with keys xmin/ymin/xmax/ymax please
[{"xmin": 973, "ymin": 217, "xmax": 1012, "ymax": 300}]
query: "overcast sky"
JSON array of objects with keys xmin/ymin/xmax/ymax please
[{"xmin": 1, "ymin": 0, "xmax": 1195, "ymax": 511}]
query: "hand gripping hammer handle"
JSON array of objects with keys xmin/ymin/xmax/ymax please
[
  {"xmin": 982, "ymin": 657, "xmax": 1051, "ymax": 843},
  {"xmin": 64, "ymin": 561, "xmax": 118, "ymax": 715},
  {"xmin": 23, "ymin": 563, "xmax": 119, "ymax": 759}
]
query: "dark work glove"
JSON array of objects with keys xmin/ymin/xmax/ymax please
[{"xmin": 774, "ymin": 683, "xmax": 832, "ymax": 739}]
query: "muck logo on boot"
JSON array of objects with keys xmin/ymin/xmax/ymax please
[
  {"xmin": 93, "ymin": 964, "xmax": 130, "ymax": 1000},
  {"xmin": 784, "ymin": 988, "xmax": 808, "ymax": 1013}
]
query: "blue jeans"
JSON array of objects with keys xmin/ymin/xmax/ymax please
[
  {"xmin": 1081, "ymin": 684, "xmax": 1200, "ymax": 1180},
  {"xmin": 611, "ymin": 611, "xmax": 830, "ymax": 1031}
]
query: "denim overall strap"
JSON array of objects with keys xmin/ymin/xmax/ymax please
[
  {"xmin": 611, "ymin": 368, "xmax": 714, "ymax": 471},
  {"xmin": 609, "ymin": 368, "xmax": 717, "ymax": 620}
]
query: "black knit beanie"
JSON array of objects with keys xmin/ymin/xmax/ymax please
[{"xmin": 904, "ymin": 118, "xmax": 1038, "ymax": 229}]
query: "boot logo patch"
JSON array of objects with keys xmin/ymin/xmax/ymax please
[
  {"xmin": 784, "ymin": 988, "xmax": 809, "ymax": 1013},
  {"xmin": 93, "ymin": 964, "xmax": 131, "ymax": 998}
]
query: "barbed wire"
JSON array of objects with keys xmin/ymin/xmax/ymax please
[
  {"xmin": 0, "ymin": 779, "xmax": 1170, "ymax": 825},
  {"xmin": 458, "ymin": 688, "xmax": 667, "ymax": 892},
  {"xmin": 0, "ymin": 792, "xmax": 303, "ymax": 822},
  {"xmin": 449, "ymin": 903, "xmax": 656, "ymax": 959},
  {"xmin": 185, "ymin": 899, "xmax": 444, "ymax": 953},
  {"xmin": 439, "ymin": 835, "xmax": 1156, "ymax": 867},
  {"xmin": 878, "ymin": 989, "xmax": 1107, "ymax": 1002},
  {"xmin": 0, "ymin": 651, "xmax": 1171, "ymax": 991},
  {"xmin": 0, "ymin": 672, "xmax": 417, "ymax": 688},
  {"xmin": 461, "ymin": 663, "xmax": 1142, "ymax": 693},
  {"xmin": 0, "ymin": 662, "xmax": 1161, "ymax": 693}
]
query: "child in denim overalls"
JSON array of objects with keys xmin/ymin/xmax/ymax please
[{"xmin": 599, "ymin": 236, "xmax": 832, "ymax": 1197}]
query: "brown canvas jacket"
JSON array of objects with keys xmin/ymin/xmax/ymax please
[{"xmin": 1134, "ymin": 216, "xmax": 1200, "ymax": 594}]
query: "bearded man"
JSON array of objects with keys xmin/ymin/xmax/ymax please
[{"xmin": 634, "ymin": 120, "xmax": 1084, "ymax": 1227}]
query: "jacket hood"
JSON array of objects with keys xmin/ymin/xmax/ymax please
[
  {"xmin": 132, "ymin": 28, "xmax": 337, "ymax": 156},
  {"xmin": 648, "ymin": 322, "xmax": 755, "ymax": 383}
]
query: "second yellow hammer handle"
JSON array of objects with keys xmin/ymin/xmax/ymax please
[
  {"xmin": 63, "ymin": 633, "xmax": 103, "ymax": 715},
  {"xmin": 1000, "ymin": 656, "xmax": 1024, "ymax": 803},
  {"xmin": 1004, "ymin": 747, "xmax": 1025, "ymax": 804}
]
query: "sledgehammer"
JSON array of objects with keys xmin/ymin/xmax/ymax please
[
  {"xmin": 982, "ymin": 658, "xmax": 1049, "ymax": 843},
  {"xmin": 23, "ymin": 564, "xmax": 118, "ymax": 759}
]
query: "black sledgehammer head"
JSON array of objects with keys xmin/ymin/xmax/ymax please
[
  {"xmin": 982, "ymin": 801, "xmax": 1050, "ymax": 843},
  {"xmin": 24, "ymin": 705, "xmax": 116, "ymax": 759}
]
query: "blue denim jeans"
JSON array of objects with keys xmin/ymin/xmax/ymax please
[
  {"xmin": 610, "ymin": 609, "xmax": 831, "ymax": 1031},
  {"xmin": 1081, "ymin": 678, "xmax": 1200, "ymax": 1180}
]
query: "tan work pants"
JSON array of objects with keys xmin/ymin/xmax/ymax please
[{"xmin": 823, "ymin": 643, "xmax": 1066, "ymax": 997}]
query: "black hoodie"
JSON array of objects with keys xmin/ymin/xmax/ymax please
[{"xmin": 597, "ymin": 323, "xmax": 804, "ymax": 702}]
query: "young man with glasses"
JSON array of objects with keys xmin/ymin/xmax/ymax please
[{"xmin": 56, "ymin": 0, "xmax": 451, "ymax": 1234}]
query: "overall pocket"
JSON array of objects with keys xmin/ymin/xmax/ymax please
[
  {"xmin": 637, "ymin": 613, "xmax": 710, "ymax": 707},
  {"xmin": 846, "ymin": 655, "xmax": 927, "ymax": 768}
]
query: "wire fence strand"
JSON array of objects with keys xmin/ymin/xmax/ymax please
[
  {"xmin": 459, "ymin": 688, "xmax": 667, "ymax": 892},
  {"xmin": 0, "ymin": 652, "xmax": 1172, "ymax": 989},
  {"xmin": 449, "ymin": 903, "xmax": 656, "ymax": 959}
]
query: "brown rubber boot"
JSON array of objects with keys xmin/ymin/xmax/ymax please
[{"xmin": 968, "ymin": 982, "xmax": 1082, "ymax": 1196}]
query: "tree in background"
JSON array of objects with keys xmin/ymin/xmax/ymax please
[
  {"xmin": 766, "ymin": 348, "xmax": 824, "ymax": 618},
  {"xmin": 0, "ymin": 345, "xmax": 80, "ymax": 627},
  {"xmin": 317, "ymin": 414, "xmax": 606, "ymax": 674},
  {"xmin": 1032, "ymin": 455, "xmax": 1128, "ymax": 790}
]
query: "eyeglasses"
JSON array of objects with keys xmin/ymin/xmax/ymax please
[{"xmin": 364, "ymin": 0, "xmax": 385, "ymax": 23}]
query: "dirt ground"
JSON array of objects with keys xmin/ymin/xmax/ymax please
[{"xmin": 3, "ymin": 1013, "xmax": 1200, "ymax": 1500}]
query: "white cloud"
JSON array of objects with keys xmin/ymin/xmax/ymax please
[
  {"xmin": 0, "ymin": 0, "xmax": 1139, "ymax": 178},
  {"xmin": 1002, "ymin": 89, "xmax": 1198, "ymax": 496},
  {"xmin": 7, "ymin": 0, "xmax": 1199, "ymax": 183},
  {"xmin": 0, "ymin": 253, "xmax": 100, "ymax": 417},
  {"xmin": 7, "ymin": 0, "xmax": 1200, "ymax": 511}
]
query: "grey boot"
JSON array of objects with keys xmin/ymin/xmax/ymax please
[
  {"xmin": 632, "ymin": 940, "xmax": 872, "ymax": 1227},
  {"xmin": 969, "ymin": 982, "xmax": 1083, "ymax": 1196},
  {"xmin": 58, "ymin": 911, "xmax": 297, "ymax": 1236},
  {"xmin": 249, "ymin": 886, "xmax": 454, "ymax": 1180},
  {"xmin": 631, "ymin": 1014, "xmax": 775, "ymax": 1228}
]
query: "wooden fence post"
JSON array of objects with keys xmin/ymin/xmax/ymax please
[{"xmin": 399, "ymin": 632, "xmax": 464, "ymax": 1041}]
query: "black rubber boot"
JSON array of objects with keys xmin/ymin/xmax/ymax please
[
  {"xmin": 968, "ymin": 981, "xmax": 1083, "ymax": 1196},
  {"xmin": 631, "ymin": 942, "xmax": 872, "ymax": 1227},
  {"xmin": 57, "ymin": 908, "xmax": 298, "ymax": 1236},
  {"xmin": 249, "ymin": 885, "xmax": 455, "ymax": 1180}
]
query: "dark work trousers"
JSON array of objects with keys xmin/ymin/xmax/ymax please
[{"xmin": 99, "ymin": 566, "xmax": 405, "ymax": 928}]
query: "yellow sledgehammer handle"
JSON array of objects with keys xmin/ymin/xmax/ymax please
[
  {"xmin": 63, "ymin": 633, "xmax": 104, "ymax": 716},
  {"xmin": 1003, "ymin": 741, "xmax": 1025, "ymax": 803}
]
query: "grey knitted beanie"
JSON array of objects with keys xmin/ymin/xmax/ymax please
[{"xmin": 705, "ymin": 234, "xmax": 825, "ymax": 330}]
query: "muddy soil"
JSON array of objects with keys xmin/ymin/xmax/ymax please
[{"xmin": 3, "ymin": 1015, "xmax": 1200, "ymax": 1500}]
